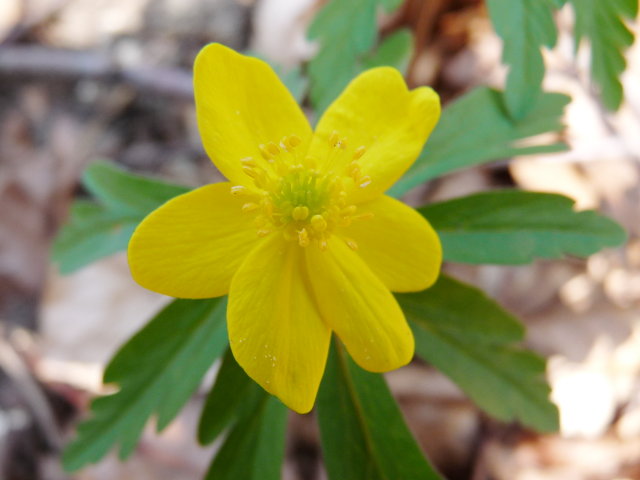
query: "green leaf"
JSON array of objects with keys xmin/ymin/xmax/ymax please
[
  {"xmin": 53, "ymin": 161, "xmax": 190, "ymax": 273},
  {"xmin": 362, "ymin": 29, "xmax": 413, "ymax": 73},
  {"xmin": 389, "ymin": 88, "xmax": 569, "ymax": 196},
  {"xmin": 52, "ymin": 201, "xmax": 139, "ymax": 274},
  {"xmin": 569, "ymin": 0, "xmax": 637, "ymax": 110},
  {"xmin": 420, "ymin": 190, "xmax": 627, "ymax": 264},
  {"xmin": 198, "ymin": 348, "xmax": 261, "ymax": 445},
  {"xmin": 378, "ymin": 0, "xmax": 403, "ymax": 11},
  {"xmin": 317, "ymin": 340, "xmax": 442, "ymax": 480},
  {"xmin": 63, "ymin": 298, "xmax": 228, "ymax": 471},
  {"xmin": 308, "ymin": 0, "xmax": 377, "ymax": 113},
  {"xmin": 398, "ymin": 275, "xmax": 559, "ymax": 432},
  {"xmin": 83, "ymin": 160, "xmax": 189, "ymax": 214},
  {"xmin": 308, "ymin": 0, "xmax": 405, "ymax": 113},
  {"xmin": 204, "ymin": 391, "xmax": 288, "ymax": 480},
  {"xmin": 487, "ymin": 0, "xmax": 560, "ymax": 119}
]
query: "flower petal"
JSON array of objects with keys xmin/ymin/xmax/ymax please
[
  {"xmin": 343, "ymin": 195, "xmax": 442, "ymax": 292},
  {"xmin": 128, "ymin": 182, "xmax": 258, "ymax": 298},
  {"xmin": 228, "ymin": 234, "xmax": 331, "ymax": 413},
  {"xmin": 194, "ymin": 44, "xmax": 313, "ymax": 187},
  {"xmin": 306, "ymin": 238, "xmax": 414, "ymax": 372},
  {"xmin": 308, "ymin": 67, "xmax": 440, "ymax": 203}
]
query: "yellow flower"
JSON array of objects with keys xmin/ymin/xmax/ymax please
[{"xmin": 128, "ymin": 44, "xmax": 442, "ymax": 413}]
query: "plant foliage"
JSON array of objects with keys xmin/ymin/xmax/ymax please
[
  {"xmin": 307, "ymin": 0, "xmax": 405, "ymax": 113},
  {"xmin": 421, "ymin": 190, "xmax": 627, "ymax": 264},
  {"xmin": 63, "ymin": 298, "xmax": 228, "ymax": 470},
  {"xmin": 56, "ymin": 0, "xmax": 635, "ymax": 476},
  {"xmin": 52, "ymin": 161, "xmax": 188, "ymax": 273},
  {"xmin": 317, "ymin": 341, "xmax": 443, "ymax": 480},
  {"xmin": 570, "ymin": 0, "xmax": 638, "ymax": 110},
  {"xmin": 399, "ymin": 276, "xmax": 559, "ymax": 432},
  {"xmin": 388, "ymin": 88, "xmax": 569, "ymax": 197},
  {"xmin": 487, "ymin": 0, "xmax": 561, "ymax": 119}
]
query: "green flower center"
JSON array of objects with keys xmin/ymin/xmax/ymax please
[{"xmin": 231, "ymin": 132, "xmax": 373, "ymax": 250}]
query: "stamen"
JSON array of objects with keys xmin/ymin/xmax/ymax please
[
  {"xmin": 298, "ymin": 228, "xmax": 310, "ymax": 247},
  {"xmin": 344, "ymin": 238, "xmax": 359, "ymax": 251},
  {"xmin": 310, "ymin": 215, "xmax": 327, "ymax": 232},
  {"xmin": 341, "ymin": 205, "xmax": 357, "ymax": 216},
  {"xmin": 353, "ymin": 146, "xmax": 367, "ymax": 159},
  {"xmin": 266, "ymin": 142, "xmax": 280, "ymax": 156},
  {"xmin": 259, "ymin": 144, "xmax": 273, "ymax": 160},
  {"xmin": 292, "ymin": 205, "xmax": 309, "ymax": 221},
  {"xmin": 242, "ymin": 202, "xmax": 259, "ymax": 213},
  {"xmin": 230, "ymin": 185, "xmax": 248, "ymax": 196},
  {"xmin": 254, "ymin": 216, "xmax": 268, "ymax": 227},
  {"xmin": 288, "ymin": 134, "xmax": 301, "ymax": 147},
  {"xmin": 358, "ymin": 176, "xmax": 372, "ymax": 188},
  {"xmin": 328, "ymin": 130, "xmax": 340, "ymax": 147},
  {"xmin": 240, "ymin": 135, "xmax": 373, "ymax": 250},
  {"xmin": 330, "ymin": 177, "xmax": 343, "ymax": 195},
  {"xmin": 242, "ymin": 166, "xmax": 258, "ymax": 178},
  {"xmin": 353, "ymin": 212, "xmax": 375, "ymax": 221},
  {"xmin": 262, "ymin": 197, "xmax": 274, "ymax": 217},
  {"xmin": 346, "ymin": 162, "xmax": 360, "ymax": 177}
]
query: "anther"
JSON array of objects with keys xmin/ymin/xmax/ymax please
[
  {"xmin": 327, "ymin": 205, "xmax": 341, "ymax": 218},
  {"xmin": 262, "ymin": 198, "xmax": 274, "ymax": 217},
  {"xmin": 257, "ymin": 229, "xmax": 271, "ymax": 237},
  {"xmin": 298, "ymin": 228, "xmax": 310, "ymax": 247},
  {"xmin": 318, "ymin": 237, "xmax": 328, "ymax": 251},
  {"xmin": 242, "ymin": 202, "xmax": 259, "ymax": 213},
  {"xmin": 281, "ymin": 135, "xmax": 301, "ymax": 151},
  {"xmin": 328, "ymin": 130, "xmax": 340, "ymax": 147},
  {"xmin": 258, "ymin": 144, "xmax": 273, "ymax": 160},
  {"xmin": 358, "ymin": 176, "xmax": 372, "ymax": 188},
  {"xmin": 292, "ymin": 205, "xmax": 309, "ymax": 221},
  {"xmin": 242, "ymin": 166, "xmax": 258, "ymax": 178},
  {"xmin": 311, "ymin": 214, "xmax": 327, "ymax": 232},
  {"xmin": 266, "ymin": 142, "xmax": 280, "ymax": 156},
  {"xmin": 230, "ymin": 185, "xmax": 248, "ymax": 196},
  {"xmin": 336, "ymin": 137, "xmax": 347, "ymax": 149},
  {"xmin": 345, "ymin": 238, "xmax": 359, "ymax": 251},
  {"xmin": 240, "ymin": 157, "xmax": 257, "ymax": 167},
  {"xmin": 353, "ymin": 212, "xmax": 375, "ymax": 221},
  {"xmin": 346, "ymin": 161, "xmax": 360, "ymax": 177},
  {"xmin": 341, "ymin": 205, "xmax": 357, "ymax": 216},
  {"xmin": 353, "ymin": 146, "xmax": 367, "ymax": 159},
  {"xmin": 288, "ymin": 134, "xmax": 301, "ymax": 147}
]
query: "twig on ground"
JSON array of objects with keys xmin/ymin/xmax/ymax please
[{"xmin": 0, "ymin": 45, "xmax": 194, "ymax": 99}]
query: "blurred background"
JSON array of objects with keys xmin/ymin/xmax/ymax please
[{"xmin": 0, "ymin": 0, "xmax": 639, "ymax": 478}]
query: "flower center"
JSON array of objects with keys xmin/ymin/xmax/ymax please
[{"xmin": 230, "ymin": 131, "xmax": 373, "ymax": 250}]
